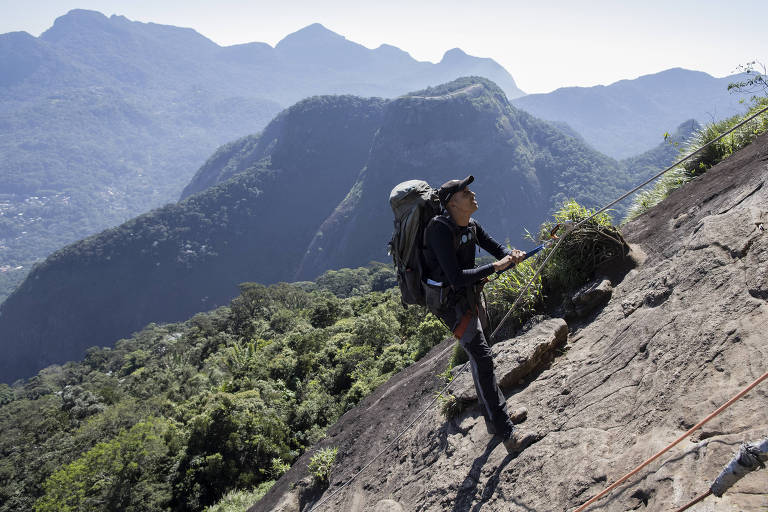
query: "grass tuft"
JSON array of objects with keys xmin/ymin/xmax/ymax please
[{"xmin": 625, "ymin": 97, "xmax": 768, "ymax": 221}]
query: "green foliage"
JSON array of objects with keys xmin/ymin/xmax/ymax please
[
  {"xmin": 204, "ymin": 482, "xmax": 275, "ymax": 512},
  {"xmin": 540, "ymin": 200, "xmax": 626, "ymax": 296},
  {"xmin": 436, "ymin": 391, "xmax": 462, "ymax": 419},
  {"xmin": 308, "ymin": 447, "xmax": 338, "ymax": 483},
  {"xmin": 173, "ymin": 389, "xmax": 293, "ymax": 509},
  {"xmin": 435, "ymin": 365, "xmax": 463, "ymax": 419},
  {"xmin": 412, "ymin": 316, "xmax": 450, "ymax": 360},
  {"xmin": 315, "ymin": 263, "xmax": 396, "ymax": 298},
  {"xmin": 728, "ymin": 61, "xmax": 768, "ymax": 97},
  {"xmin": 35, "ymin": 418, "xmax": 177, "ymax": 512},
  {"xmin": 484, "ymin": 258, "xmax": 543, "ymax": 336},
  {"xmin": 270, "ymin": 458, "xmax": 291, "ymax": 479},
  {"xmin": 309, "ymin": 295, "xmax": 343, "ymax": 328},
  {"xmin": 626, "ymin": 96, "xmax": 768, "ymax": 221},
  {"xmin": 0, "ymin": 263, "xmax": 428, "ymax": 511},
  {"xmin": 449, "ymin": 342, "xmax": 468, "ymax": 368}
]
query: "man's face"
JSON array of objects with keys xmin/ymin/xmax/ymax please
[{"xmin": 448, "ymin": 187, "xmax": 478, "ymax": 214}]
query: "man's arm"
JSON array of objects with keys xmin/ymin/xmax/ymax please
[
  {"xmin": 426, "ymin": 221, "xmax": 495, "ymax": 288},
  {"xmin": 475, "ymin": 221, "xmax": 526, "ymax": 268},
  {"xmin": 474, "ymin": 221, "xmax": 511, "ymax": 260}
]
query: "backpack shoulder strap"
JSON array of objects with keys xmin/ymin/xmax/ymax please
[{"xmin": 427, "ymin": 214, "xmax": 460, "ymax": 249}]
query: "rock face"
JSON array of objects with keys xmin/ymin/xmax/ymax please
[
  {"xmin": 254, "ymin": 133, "xmax": 768, "ymax": 511},
  {"xmin": 452, "ymin": 318, "xmax": 568, "ymax": 404},
  {"xmin": 565, "ymin": 278, "xmax": 613, "ymax": 319}
]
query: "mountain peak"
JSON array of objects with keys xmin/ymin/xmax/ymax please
[
  {"xmin": 441, "ymin": 47, "xmax": 470, "ymax": 62},
  {"xmin": 41, "ymin": 9, "xmax": 116, "ymax": 42},
  {"xmin": 275, "ymin": 23, "xmax": 346, "ymax": 49},
  {"xmin": 54, "ymin": 8, "xmax": 110, "ymax": 27}
]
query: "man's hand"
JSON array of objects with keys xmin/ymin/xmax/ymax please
[{"xmin": 492, "ymin": 249, "xmax": 526, "ymax": 272}]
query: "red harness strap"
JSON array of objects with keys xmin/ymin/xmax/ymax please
[{"xmin": 452, "ymin": 307, "xmax": 477, "ymax": 339}]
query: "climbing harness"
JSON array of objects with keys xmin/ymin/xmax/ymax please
[{"xmin": 307, "ymin": 103, "xmax": 768, "ymax": 512}]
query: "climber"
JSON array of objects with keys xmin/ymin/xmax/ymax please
[{"xmin": 422, "ymin": 175, "xmax": 536, "ymax": 453}]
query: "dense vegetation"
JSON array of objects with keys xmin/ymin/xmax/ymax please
[{"xmin": 0, "ymin": 262, "xmax": 452, "ymax": 511}]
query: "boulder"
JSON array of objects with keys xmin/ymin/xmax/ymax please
[
  {"xmin": 451, "ymin": 318, "xmax": 568, "ymax": 403},
  {"xmin": 565, "ymin": 277, "xmax": 613, "ymax": 318}
]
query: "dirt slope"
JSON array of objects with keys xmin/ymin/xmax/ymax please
[{"xmin": 254, "ymin": 132, "xmax": 768, "ymax": 511}]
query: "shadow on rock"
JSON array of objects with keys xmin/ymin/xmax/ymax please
[
  {"xmin": 453, "ymin": 436, "xmax": 541, "ymax": 512},
  {"xmin": 452, "ymin": 437, "xmax": 501, "ymax": 511}
]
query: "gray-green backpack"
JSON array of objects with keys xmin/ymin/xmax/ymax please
[{"xmin": 388, "ymin": 180, "xmax": 442, "ymax": 306}]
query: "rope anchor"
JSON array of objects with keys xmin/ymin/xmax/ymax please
[{"xmin": 675, "ymin": 437, "xmax": 768, "ymax": 512}]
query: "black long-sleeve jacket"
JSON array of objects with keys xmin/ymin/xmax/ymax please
[{"xmin": 423, "ymin": 215, "xmax": 512, "ymax": 290}]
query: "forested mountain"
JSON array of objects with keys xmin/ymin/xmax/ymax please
[
  {"xmin": 621, "ymin": 118, "xmax": 700, "ymax": 182},
  {"xmin": 296, "ymin": 78, "xmax": 624, "ymax": 279},
  {"xmin": 512, "ymin": 68, "xmax": 746, "ymax": 158},
  {"xmin": 0, "ymin": 95, "xmax": 386, "ymax": 383},
  {"xmin": 1, "ymin": 76, "xmax": 677, "ymax": 384},
  {"xmin": 0, "ymin": 9, "xmax": 522, "ymax": 302}
]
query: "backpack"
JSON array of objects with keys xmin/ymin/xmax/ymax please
[{"xmin": 388, "ymin": 180, "xmax": 442, "ymax": 306}]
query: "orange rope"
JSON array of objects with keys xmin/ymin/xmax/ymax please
[
  {"xmin": 673, "ymin": 490, "xmax": 712, "ymax": 512},
  {"xmin": 573, "ymin": 370, "xmax": 768, "ymax": 512}
]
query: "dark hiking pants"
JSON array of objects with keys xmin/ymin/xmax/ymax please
[
  {"xmin": 458, "ymin": 313, "xmax": 513, "ymax": 435},
  {"xmin": 427, "ymin": 288, "xmax": 513, "ymax": 436}
]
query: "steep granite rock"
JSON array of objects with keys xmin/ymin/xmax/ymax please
[{"xmin": 255, "ymin": 133, "xmax": 768, "ymax": 511}]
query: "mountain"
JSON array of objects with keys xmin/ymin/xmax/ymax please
[
  {"xmin": 1, "ymin": 119, "xmax": 763, "ymax": 512},
  {"xmin": 295, "ymin": 77, "xmax": 623, "ymax": 279},
  {"xmin": 257, "ymin": 130, "xmax": 768, "ymax": 512},
  {"xmin": 0, "ymin": 77, "xmax": 627, "ymax": 383},
  {"xmin": 512, "ymin": 68, "xmax": 747, "ymax": 159},
  {"xmin": 0, "ymin": 94, "xmax": 386, "ymax": 384},
  {"xmin": 621, "ymin": 118, "xmax": 700, "ymax": 182},
  {"xmin": 0, "ymin": 9, "xmax": 523, "ymax": 302}
]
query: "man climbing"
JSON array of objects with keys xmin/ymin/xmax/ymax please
[{"xmin": 423, "ymin": 175, "xmax": 535, "ymax": 453}]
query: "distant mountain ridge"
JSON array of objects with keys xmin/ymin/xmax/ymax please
[
  {"xmin": 512, "ymin": 68, "xmax": 746, "ymax": 158},
  {"xmin": 0, "ymin": 77, "xmax": 635, "ymax": 383},
  {"xmin": 0, "ymin": 9, "xmax": 523, "ymax": 302}
]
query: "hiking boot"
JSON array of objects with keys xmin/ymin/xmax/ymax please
[
  {"xmin": 501, "ymin": 428, "xmax": 538, "ymax": 454},
  {"xmin": 483, "ymin": 407, "xmax": 528, "ymax": 434},
  {"xmin": 510, "ymin": 406, "xmax": 528, "ymax": 424}
]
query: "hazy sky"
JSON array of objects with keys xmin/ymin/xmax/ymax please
[{"xmin": 1, "ymin": 0, "xmax": 766, "ymax": 94}]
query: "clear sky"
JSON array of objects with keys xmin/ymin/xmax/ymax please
[{"xmin": 1, "ymin": 0, "xmax": 766, "ymax": 94}]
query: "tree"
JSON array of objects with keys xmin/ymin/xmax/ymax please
[
  {"xmin": 35, "ymin": 418, "xmax": 176, "ymax": 512},
  {"xmin": 728, "ymin": 61, "xmax": 768, "ymax": 98}
]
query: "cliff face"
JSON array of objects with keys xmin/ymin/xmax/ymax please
[{"xmin": 255, "ymin": 134, "xmax": 768, "ymax": 511}]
